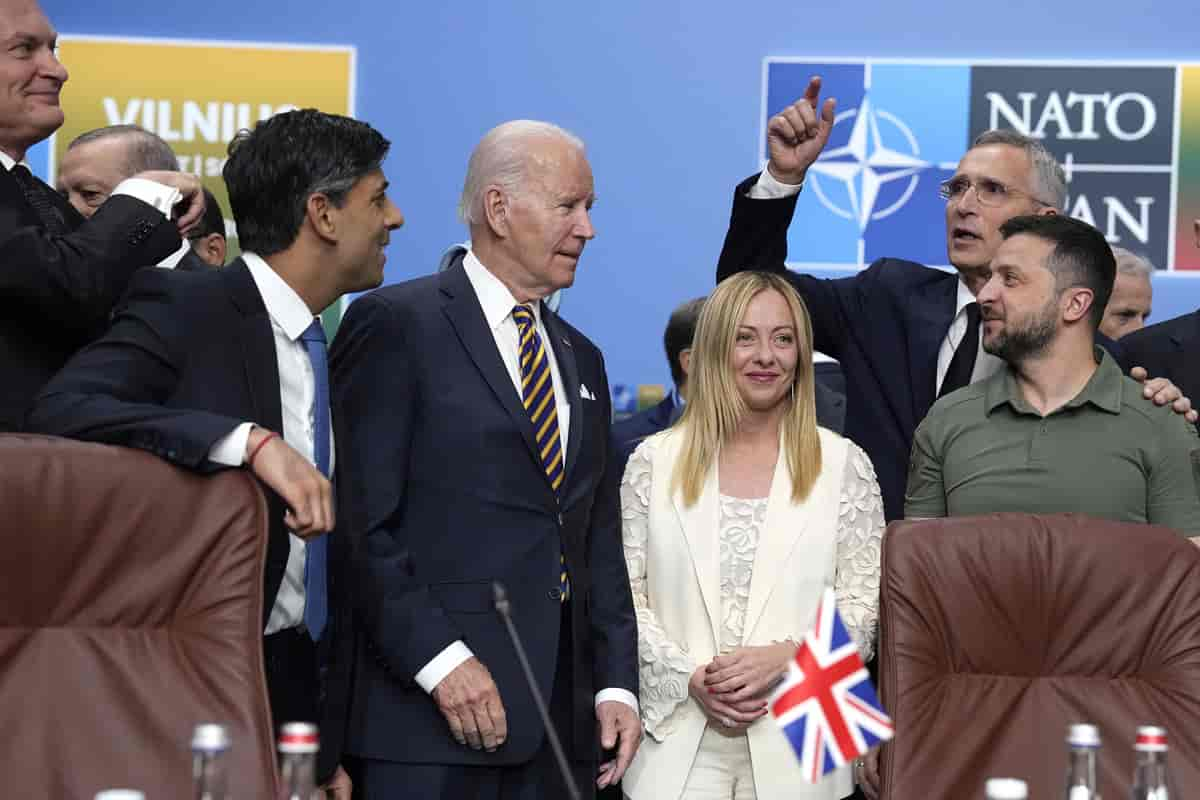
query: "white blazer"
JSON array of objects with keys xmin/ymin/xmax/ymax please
[{"xmin": 621, "ymin": 425, "xmax": 857, "ymax": 800}]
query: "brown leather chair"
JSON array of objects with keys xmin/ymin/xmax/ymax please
[
  {"xmin": 879, "ymin": 513, "xmax": 1200, "ymax": 799},
  {"xmin": 0, "ymin": 434, "xmax": 277, "ymax": 798}
]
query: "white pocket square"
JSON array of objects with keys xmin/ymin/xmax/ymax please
[{"xmin": 580, "ymin": 384, "xmax": 596, "ymax": 401}]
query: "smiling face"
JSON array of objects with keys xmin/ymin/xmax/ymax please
[
  {"xmin": 945, "ymin": 144, "xmax": 1048, "ymax": 277},
  {"xmin": 329, "ymin": 168, "xmax": 403, "ymax": 292},
  {"xmin": 0, "ymin": 0, "xmax": 67, "ymax": 159},
  {"xmin": 729, "ymin": 288, "xmax": 800, "ymax": 413}
]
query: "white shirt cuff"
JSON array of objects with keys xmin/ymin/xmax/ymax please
[
  {"xmin": 415, "ymin": 640, "xmax": 475, "ymax": 693},
  {"xmin": 748, "ymin": 168, "xmax": 804, "ymax": 200},
  {"xmin": 207, "ymin": 422, "xmax": 254, "ymax": 467},
  {"xmin": 595, "ymin": 688, "xmax": 639, "ymax": 714},
  {"xmin": 157, "ymin": 240, "xmax": 191, "ymax": 270},
  {"xmin": 112, "ymin": 177, "xmax": 182, "ymax": 218}
]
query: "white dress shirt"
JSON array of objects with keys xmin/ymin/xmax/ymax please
[
  {"xmin": 748, "ymin": 171, "xmax": 1004, "ymax": 395},
  {"xmin": 1, "ymin": 152, "xmax": 184, "ymax": 244},
  {"xmin": 206, "ymin": 252, "xmax": 334, "ymax": 635},
  {"xmin": 414, "ymin": 250, "xmax": 637, "ymax": 713}
]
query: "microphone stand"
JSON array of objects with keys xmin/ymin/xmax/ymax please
[{"xmin": 493, "ymin": 581, "xmax": 582, "ymax": 800}]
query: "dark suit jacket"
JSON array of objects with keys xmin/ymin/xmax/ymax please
[
  {"xmin": 716, "ymin": 174, "xmax": 1114, "ymax": 521},
  {"xmin": 327, "ymin": 256, "xmax": 638, "ymax": 768},
  {"xmin": 1117, "ymin": 310, "xmax": 1200, "ymax": 429},
  {"xmin": 610, "ymin": 380, "xmax": 847, "ymax": 483},
  {"xmin": 0, "ymin": 166, "xmax": 180, "ymax": 430},
  {"xmin": 28, "ymin": 260, "xmax": 298, "ymax": 633},
  {"xmin": 176, "ymin": 248, "xmax": 216, "ymax": 272}
]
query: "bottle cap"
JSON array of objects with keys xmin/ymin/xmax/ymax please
[
  {"xmin": 1135, "ymin": 725, "xmax": 1168, "ymax": 752},
  {"xmin": 985, "ymin": 778, "xmax": 1028, "ymax": 799},
  {"xmin": 1067, "ymin": 723, "xmax": 1101, "ymax": 747},
  {"xmin": 191, "ymin": 723, "xmax": 231, "ymax": 752},
  {"xmin": 278, "ymin": 721, "xmax": 320, "ymax": 754},
  {"xmin": 95, "ymin": 792, "xmax": 145, "ymax": 800}
]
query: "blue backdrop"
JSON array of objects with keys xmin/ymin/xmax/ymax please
[{"xmin": 46, "ymin": 0, "xmax": 1200, "ymax": 393}]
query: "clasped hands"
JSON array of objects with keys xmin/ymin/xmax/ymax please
[{"xmin": 689, "ymin": 642, "xmax": 796, "ymax": 732}]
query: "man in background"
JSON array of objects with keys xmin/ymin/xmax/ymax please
[
  {"xmin": 0, "ymin": 0, "xmax": 204, "ymax": 430},
  {"xmin": 186, "ymin": 187, "xmax": 228, "ymax": 268},
  {"xmin": 1099, "ymin": 246, "xmax": 1153, "ymax": 341},
  {"xmin": 57, "ymin": 124, "xmax": 218, "ymax": 271}
]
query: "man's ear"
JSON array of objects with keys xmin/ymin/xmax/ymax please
[
  {"xmin": 678, "ymin": 347, "xmax": 693, "ymax": 381},
  {"xmin": 193, "ymin": 233, "xmax": 227, "ymax": 267},
  {"xmin": 306, "ymin": 192, "xmax": 338, "ymax": 243},
  {"xmin": 482, "ymin": 186, "xmax": 510, "ymax": 238},
  {"xmin": 1062, "ymin": 286, "xmax": 1095, "ymax": 325}
]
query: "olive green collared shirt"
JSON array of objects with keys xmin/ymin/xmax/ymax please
[{"xmin": 905, "ymin": 349, "xmax": 1200, "ymax": 535}]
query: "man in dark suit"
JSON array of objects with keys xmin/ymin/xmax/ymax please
[
  {"xmin": 57, "ymin": 125, "xmax": 220, "ymax": 272},
  {"xmin": 717, "ymin": 77, "xmax": 1195, "ymax": 527},
  {"xmin": 331, "ymin": 120, "xmax": 639, "ymax": 799},
  {"xmin": 610, "ymin": 294, "xmax": 846, "ymax": 482},
  {"xmin": 1118, "ymin": 220, "xmax": 1200, "ymax": 425},
  {"xmin": 30, "ymin": 109, "xmax": 403, "ymax": 798},
  {"xmin": 0, "ymin": 0, "xmax": 205, "ymax": 431}
]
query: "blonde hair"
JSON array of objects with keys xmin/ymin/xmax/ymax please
[{"xmin": 670, "ymin": 271, "xmax": 822, "ymax": 506}]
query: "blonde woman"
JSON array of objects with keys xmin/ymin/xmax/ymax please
[{"xmin": 620, "ymin": 271, "xmax": 884, "ymax": 800}]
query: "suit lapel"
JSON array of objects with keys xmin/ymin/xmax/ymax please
[
  {"xmin": 742, "ymin": 432, "xmax": 819, "ymax": 642},
  {"xmin": 907, "ymin": 274, "xmax": 959, "ymax": 424},
  {"xmin": 542, "ymin": 308, "xmax": 583, "ymax": 486},
  {"xmin": 671, "ymin": 452, "xmax": 723, "ymax": 650},
  {"xmin": 438, "ymin": 259, "xmax": 547, "ymax": 487},
  {"xmin": 222, "ymin": 259, "xmax": 283, "ymax": 431}
]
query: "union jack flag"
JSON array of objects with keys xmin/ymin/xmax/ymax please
[{"xmin": 770, "ymin": 586, "xmax": 894, "ymax": 782}]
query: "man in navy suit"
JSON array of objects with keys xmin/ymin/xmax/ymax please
[
  {"xmin": 30, "ymin": 109, "xmax": 404, "ymax": 797},
  {"xmin": 331, "ymin": 120, "xmax": 639, "ymax": 799},
  {"xmin": 717, "ymin": 77, "xmax": 1195, "ymax": 526},
  {"xmin": 610, "ymin": 295, "xmax": 846, "ymax": 482}
]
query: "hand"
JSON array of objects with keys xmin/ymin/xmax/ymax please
[
  {"xmin": 1130, "ymin": 366, "xmax": 1198, "ymax": 423},
  {"xmin": 856, "ymin": 748, "xmax": 882, "ymax": 800},
  {"xmin": 703, "ymin": 642, "xmax": 794, "ymax": 703},
  {"xmin": 432, "ymin": 656, "xmax": 507, "ymax": 752},
  {"xmin": 131, "ymin": 169, "xmax": 206, "ymax": 235},
  {"xmin": 688, "ymin": 666, "xmax": 767, "ymax": 732},
  {"xmin": 766, "ymin": 75, "xmax": 837, "ymax": 185},
  {"xmin": 596, "ymin": 700, "xmax": 641, "ymax": 789},
  {"xmin": 321, "ymin": 764, "xmax": 352, "ymax": 799},
  {"xmin": 245, "ymin": 426, "xmax": 334, "ymax": 539}
]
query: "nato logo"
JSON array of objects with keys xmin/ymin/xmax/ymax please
[
  {"xmin": 762, "ymin": 59, "xmax": 1179, "ymax": 271},
  {"xmin": 763, "ymin": 60, "xmax": 968, "ymax": 269}
]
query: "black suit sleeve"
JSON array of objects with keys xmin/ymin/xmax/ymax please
[
  {"xmin": 714, "ymin": 173, "xmax": 857, "ymax": 361},
  {"xmin": 329, "ymin": 293, "xmax": 464, "ymax": 684},
  {"xmin": 0, "ymin": 194, "xmax": 181, "ymax": 335},
  {"xmin": 26, "ymin": 268, "xmax": 243, "ymax": 467},
  {"xmin": 586, "ymin": 354, "xmax": 639, "ymax": 696}
]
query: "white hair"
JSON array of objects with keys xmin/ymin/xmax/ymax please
[
  {"xmin": 457, "ymin": 120, "xmax": 585, "ymax": 226},
  {"xmin": 1111, "ymin": 246, "xmax": 1155, "ymax": 279}
]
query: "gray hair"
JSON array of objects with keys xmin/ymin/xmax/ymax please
[
  {"xmin": 458, "ymin": 120, "xmax": 585, "ymax": 226},
  {"xmin": 970, "ymin": 129, "xmax": 1067, "ymax": 211},
  {"xmin": 67, "ymin": 124, "xmax": 179, "ymax": 176},
  {"xmin": 1111, "ymin": 246, "xmax": 1155, "ymax": 279}
]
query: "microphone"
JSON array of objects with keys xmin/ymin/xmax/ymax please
[{"xmin": 493, "ymin": 581, "xmax": 582, "ymax": 800}]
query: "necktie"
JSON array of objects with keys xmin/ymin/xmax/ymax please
[
  {"xmin": 939, "ymin": 302, "xmax": 980, "ymax": 399},
  {"xmin": 299, "ymin": 319, "xmax": 330, "ymax": 641},
  {"xmin": 11, "ymin": 164, "xmax": 68, "ymax": 236},
  {"xmin": 511, "ymin": 305, "xmax": 569, "ymax": 603}
]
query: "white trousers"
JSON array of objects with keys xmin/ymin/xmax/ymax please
[{"xmin": 679, "ymin": 725, "xmax": 757, "ymax": 800}]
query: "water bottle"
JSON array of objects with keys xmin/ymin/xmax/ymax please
[
  {"xmin": 1130, "ymin": 725, "xmax": 1170, "ymax": 800},
  {"xmin": 278, "ymin": 721, "xmax": 321, "ymax": 800},
  {"xmin": 987, "ymin": 778, "xmax": 1029, "ymax": 799},
  {"xmin": 192, "ymin": 722, "xmax": 231, "ymax": 800},
  {"xmin": 1065, "ymin": 722, "xmax": 1101, "ymax": 799}
]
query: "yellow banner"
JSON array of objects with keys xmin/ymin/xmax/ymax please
[{"xmin": 52, "ymin": 36, "xmax": 355, "ymax": 237}]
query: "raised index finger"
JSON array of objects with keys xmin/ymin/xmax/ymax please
[{"xmin": 803, "ymin": 75, "xmax": 823, "ymax": 108}]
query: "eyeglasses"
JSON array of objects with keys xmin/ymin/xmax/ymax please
[{"xmin": 938, "ymin": 176, "xmax": 1054, "ymax": 208}]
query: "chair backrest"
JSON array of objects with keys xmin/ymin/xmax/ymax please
[
  {"xmin": 0, "ymin": 434, "xmax": 276, "ymax": 798},
  {"xmin": 879, "ymin": 513, "xmax": 1200, "ymax": 799}
]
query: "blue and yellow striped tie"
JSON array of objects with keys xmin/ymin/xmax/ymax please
[{"xmin": 512, "ymin": 304, "xmax": 569, "ymax": 603}]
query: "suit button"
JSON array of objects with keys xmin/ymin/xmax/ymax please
[
  {"xmin": 557, "ymin": 513, "xmax": 564, "ymax": 526},
  {"xmin": 547, "ymin": 588, "xmax": 562, "ymax": 601}
]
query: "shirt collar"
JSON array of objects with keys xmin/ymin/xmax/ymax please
[
  {"xmin": 986, "ymin": 346, "xmax": 1123, "ymax": 416},
  {"xmin": 0, "ymin": 151, "xmax": 28, "ymax": 172},
  {"xmin": 955, "ymin": 276, "xmax": 977, "ymax": 316},
  {"xmin": 157, "ymin": 240, "xmax": 191, "ymax": 270},
  {"xmin": 241, "ymin": 251, "xmax": 317, "ymax": 341},
  {"xmin": 462, "ymin": 249, "xmax": 541, "ymax": 331}
]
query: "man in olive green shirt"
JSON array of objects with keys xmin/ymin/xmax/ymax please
[{"xmin": 905, "ymin": 215, "xmax": 1200, "ymax": 535}]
